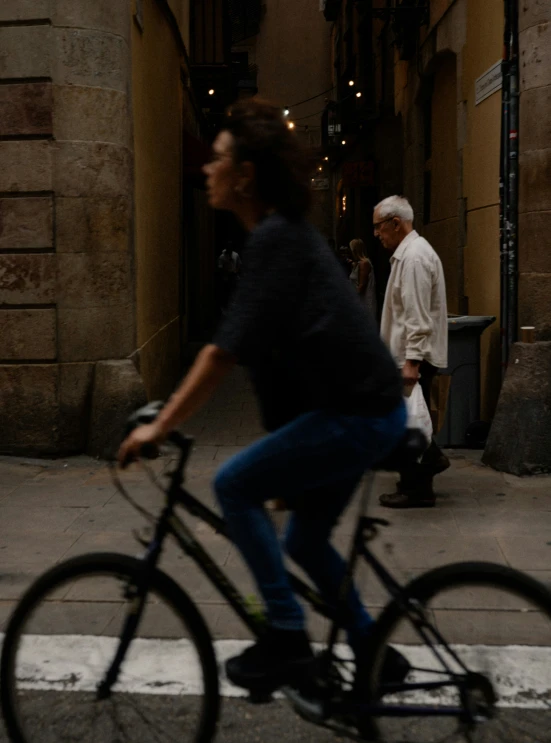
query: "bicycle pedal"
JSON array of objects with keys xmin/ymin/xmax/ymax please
[
  {"xmin": 247, "ymin": 689, "xmax": 274, "ymax": 705},
  {"xmin": 133, "ymin": 526, "xmax": 153, "ymax": 547}
]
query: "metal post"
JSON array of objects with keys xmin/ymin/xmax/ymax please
[{"xmin": 499, "ymin": 0, "xmax": 511, "ymax": 377}]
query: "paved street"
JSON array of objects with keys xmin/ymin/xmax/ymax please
[
  {"xmin": 1, "ymin": 368, "xmax": 551, "ymax": 741},
  {"xmin": 2, "ymin": 368, "xmax": 551, "ymax": 638}
]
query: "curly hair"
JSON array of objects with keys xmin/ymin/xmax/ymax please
[{"xmin": 224, "ymin": 98, "xmax": 313, "ymax": 220}]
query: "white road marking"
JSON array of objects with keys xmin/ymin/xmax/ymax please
[{"xmin": 1, "ymin": 635, "xmax": 551, "ymax": 708}]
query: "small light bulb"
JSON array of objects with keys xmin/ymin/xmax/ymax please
[
  {"xmin": 208, "ymin": 89, "xmax": 215, "ymax": 96},
  {"xmin": 356, "ymin": 91, "xmax": 362, "ymax": 98},
  {"xmin": 324, "ymin": 156, "xmax": 329, "ymax": 161},
  {"xmin": 318, "ymin": 166, "xmax": 323, "ymax": 172},
  {"xmin": 283, "ymin": 108, "xmax": 290, "ymax": 116},
  {"xmin": 288, "ymin": 122, "xmax": 295, "ymax": 130},
  {"xmin": 341, "ymin": 140, "xmax": 346, "ymax": 145},
  {"xmin": 348, "ymin": 80, "xmax": 354, "ymax": 87}
]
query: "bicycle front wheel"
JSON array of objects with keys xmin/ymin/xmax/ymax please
[
  {"xmin": 1, "ymin": 553, "xmax": 220, "ymax": 743},
  {"xmin": 366, "ymin": 562, "xmax": 551, "ymax": 742}
]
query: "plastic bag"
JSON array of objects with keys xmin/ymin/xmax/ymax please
[{"xmin": 405, "ymin": 382, "xmax": 433, "ymax": 442}]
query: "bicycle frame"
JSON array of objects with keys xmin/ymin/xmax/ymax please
[{"xmin": 108, "ymin": 446, "xmax": 477, "ymax": 723}]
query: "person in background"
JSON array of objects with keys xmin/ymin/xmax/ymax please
[
  {"xmin": 349, "ymin": 238, "xmax": 377, "ymax": 319},
  {"xmin": 374, "ymin": 195, "xmax": 450, "ymax": 508},
  {"xmin": 217, "ymin": 241, "xmax": 242, "ymax": 311}
]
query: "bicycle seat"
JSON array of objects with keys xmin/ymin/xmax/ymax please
[{"xmin": 374, "ymin": 428, "xmax": 428, "ymax": 472}]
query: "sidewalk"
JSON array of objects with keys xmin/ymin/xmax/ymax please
[{"xmin": 1, "ymin": 367, "xmax": 551, "ymax": 644}]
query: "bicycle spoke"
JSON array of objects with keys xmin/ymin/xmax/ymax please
[
  {"xmin": 2, "ymin": 557, "xmax": 217, "ymax": 743},
  {"xmin": 365, "ymin": 567, "xmax": 551, "ymax": 743}
]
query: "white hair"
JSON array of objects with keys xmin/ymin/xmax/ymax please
[{"xmin": 374, "ymin": 195, "xmax": 414, "ymax": 223}]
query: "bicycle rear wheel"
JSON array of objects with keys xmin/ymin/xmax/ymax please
[
  {"xmin": 365, "ymin": 562, "xmax": 551, "ymax": 742},
  {"xmin": 1, "ymin": 553, "xmax": 220, "ymax": 743}
]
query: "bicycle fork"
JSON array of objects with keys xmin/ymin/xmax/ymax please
[{"xmin": 96, "ymin": 522, "xmax": 166, "ymax": 699}]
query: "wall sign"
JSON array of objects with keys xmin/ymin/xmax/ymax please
[
  {"xmin": 475, "ymin": 61, "xmax": 503, "ymax": 106},
  {"xmin": 312, "ymin": 177, "xmax": 329, "ymax": 191}
]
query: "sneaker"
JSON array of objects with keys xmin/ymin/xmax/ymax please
[{"xmin": 225, "ymin": 628, "xmax": 315, "ymax": 691}]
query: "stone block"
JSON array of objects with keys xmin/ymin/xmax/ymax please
[
  {"xmin": 56, "ymin": 197, "xmax": 130, "ymax": 253},
  {"xmin": 54, "ymin": 28, "xmax": 129, "ymax": 93},
  {"xmin": 58, "ymin": 305, "xmax": 135, "ymax": 362},
  {"xmin": 520, "ymin": 21, "xmax": 551, "ymax": 91},
  {"xmin": 519, "ymin": 212, "xmax": 551, "ymax": 273},
  {"xmin": 0, "ymin": 0, "xmax": 51, "ymax": 21},
  {"xmin": 483, "ymin": 342, "xmax": 551, "ymax": 475},
  {"xmin": 0, "ymin": 309, "xmax": 56, "ymax": 361},
  {"xmin": 58, "ymin": 362, "xmax": 94, "ymax": 453},
  {"xmin": 519, "ymin": 149, "xmax": 551, "ymax": 213},
  {"xmin": 518, "ymin": 273, "xmax": 551, "ymax": 340},
  {"xmin": 53, "ymin": 141, "xmax": 131, "ymax": 198},
  {"xmin": 520, "ymin": 86, "xmax": 551, "ymax": 153},
  {"xmin": 0, "ymin": 141, "xmax": 52, "ymax": 192},
  {"xmin": 53, "ymin": 0, "xmax": 130, "ymax": 41},
  {"xmin": 0, "ymin": 253, "xmax": 55, "ymax": 305},
  {"xmin": 0, "ymin": 365, "xmax": 58, "ymax": 454},
  {"xmin": 87, "ymin": 360, "xmax": 147, "ymax": 459},
  {"xmin": 0, "ymin": 26, "xmax": 52, "ymax": 79},
  {"xmin": 520, "ymin": 0, "xmax": 550, "ymax": 33},
  {"xmin": 56, "ymin": 253, "xmax": 132, "ymax": 309},
  {"xmin": 53, "ymin": 86, "xmax": 129, "ymax": 147},
  {"xmin": 0, "ymin": 83, "xmax": 52, "ymax": 137},
  {"xmin": 0, "ymin": 197, "xmax": 53, "ymax": 249}
]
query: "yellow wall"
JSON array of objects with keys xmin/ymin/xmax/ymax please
[
  {"xmin": 461, "ymin": 0, "xmax": 503, "ymax": 418},
  {"xmin": 393, "ymin": 0, "xmax": 503, "ymax": 419},
  {"xmin": 424, "ymin": 53, "xmax": 460, "ymax": 312},
  {"xmin": 132, "ymin": 0, "xmax": 184, "ymax": 399},
  {"xmin": 252, "ymin": 0, "xmax": 332, "ymax": 235},
  {"xmin": 255, "ymin": 0, "xmax": 331, "ymax": 141},
  {"xmin": 429, "ymin": 0, "xmax": 455, "ymax": 30},
  {"xmin": 168, "ymin": 0, "xmax": 191, "ymax": 52}
]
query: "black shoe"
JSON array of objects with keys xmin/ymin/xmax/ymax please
[
  {"xmin": 379, "ymin": 490, "xmax": 436, "ymax": 508},
  {"xmin": 225, "ymin": 628, "xmax": 315, "ymax": 692},
  {"xmin": 353, "ymin": 643, "xmax": 411, "ymax": 698}
]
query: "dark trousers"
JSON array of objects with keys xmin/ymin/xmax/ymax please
[{"xmin": 399, "ymin": 361, "xmax": 443, "ymax": 496}]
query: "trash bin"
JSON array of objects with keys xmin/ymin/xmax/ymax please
[{"xmin": 435, "ymin": 315, "xmax": 496, "ymax": 448}]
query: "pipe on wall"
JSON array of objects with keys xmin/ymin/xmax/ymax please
[{"xmin": 499, "ymin": 0, "xmax": 519, "ymax": 377}]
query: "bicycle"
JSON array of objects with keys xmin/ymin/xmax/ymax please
[{"xmin": 2, "ymin": 402, "xmax": 551, "ymax": 743}]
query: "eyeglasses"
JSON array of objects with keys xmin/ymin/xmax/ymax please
[{"xmin": 373, "ymin": 217, "xmax": 395, "ymax": 231}]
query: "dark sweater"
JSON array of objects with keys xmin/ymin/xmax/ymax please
[{"xmin": 214, "ymin": 214, "xmax": 403, "ymax": 431}]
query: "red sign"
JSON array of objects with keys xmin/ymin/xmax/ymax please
[{"xmin": 342, "ymin": 160, "xmax": 375, "ymax": 187}]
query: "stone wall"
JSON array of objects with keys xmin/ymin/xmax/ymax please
[{"xmin": 0, "ymin": 1, "xmax": 136, "ymax": 455}]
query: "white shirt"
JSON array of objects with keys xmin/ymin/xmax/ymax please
[{"xmin": 381, "ymin": 230, "xmax": 448, "ymax": 369}]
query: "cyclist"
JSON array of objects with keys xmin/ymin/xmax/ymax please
[{"xmin": 118, "ymin": 99, "xmax": 408, "ymax": 694}]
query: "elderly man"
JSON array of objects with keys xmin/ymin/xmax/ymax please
[{"xmin": 375, "ymin": 195, "xmax": 449, "ymax": 508}]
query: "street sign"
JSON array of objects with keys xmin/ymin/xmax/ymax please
[
  {"xmin": 311, "ymin": 177, "xmax": 329, "ymax": 191},
  {"xmin": 475, "ymin": 61, "xmax": 502, "ymax": 105}
]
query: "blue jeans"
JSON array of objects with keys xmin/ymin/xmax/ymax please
[{"xmin": 214, "ymin": 403, "xmax": 406, "ymax": 647}]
